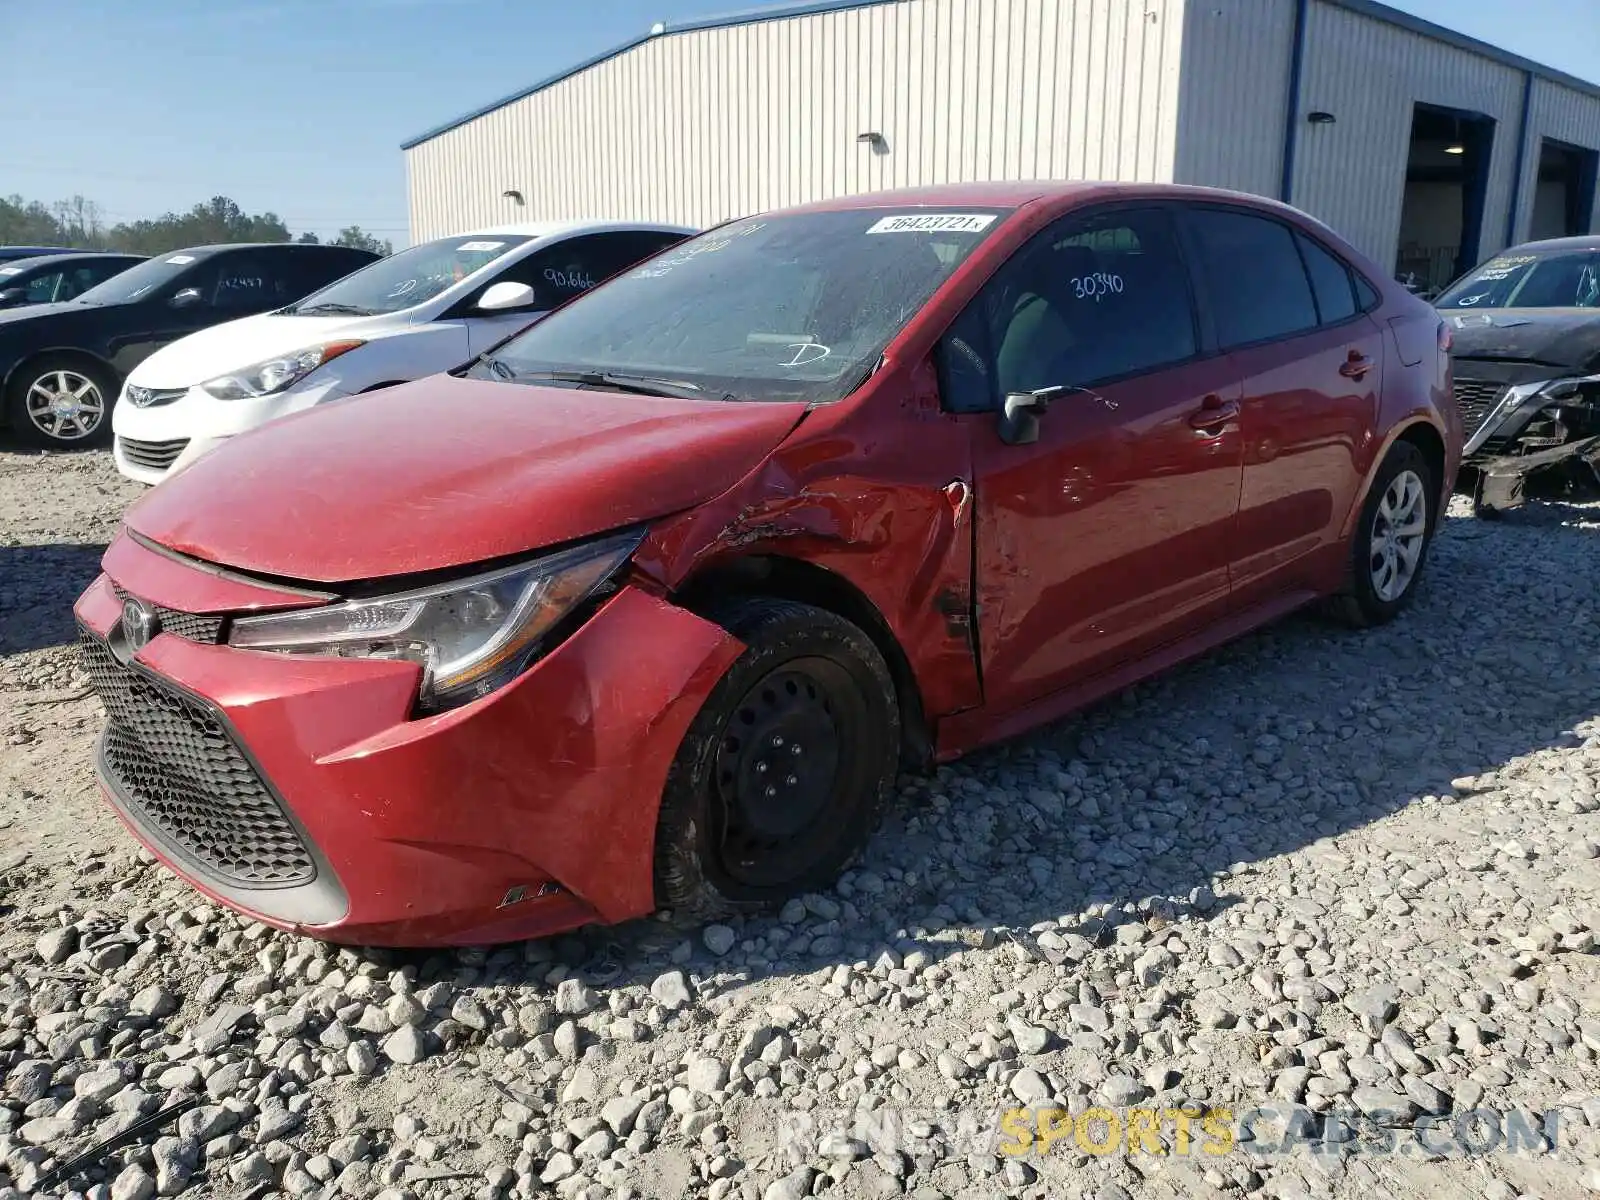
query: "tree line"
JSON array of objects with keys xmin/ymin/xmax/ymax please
[{"xmin": 0, "ymin": 193, "xmax": 393, "ymax": 258}]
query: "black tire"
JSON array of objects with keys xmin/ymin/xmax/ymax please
[
  {"xmin": 1327, "ymin": 440, "xmax": 1437, "ymax": 628},
  {"xmin": 4, "ymin": 354, "xmax": 118, "ymax": 450},
  {"xmin": 653, "ymin": 597, "xmax": 900, "ymax": 918}
]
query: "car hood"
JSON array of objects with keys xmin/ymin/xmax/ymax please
[
  {"xmin": 1444, "ymin": 308, "xmax": 1600, "ymax": 374},
  {"xmin": 130, "ymin": 311, "xmax": 390, "ymax": 387},
  {"xmin": 124, "ymin": 374, "xmax": 809, "ymax": 584}
]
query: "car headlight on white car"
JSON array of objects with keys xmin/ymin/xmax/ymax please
[
  {"xmin": 227, "ymin": 530, "xmax": 643, "ymax": 712},
  {"xmin": 200, "ymin": 340, "xmax": 366, "ymax": 400}
]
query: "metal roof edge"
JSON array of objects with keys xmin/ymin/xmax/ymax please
[
  {"xmin": 399, "ymin": 0, "xmax": 902, "ymax": 150},
  {"xmin": 1325, "ymin": 0, "xmax": 1600, "ymax": 101},
  {"xmin": 400, "ymin": 0, "xmax": 1600, "ymax": 151}
]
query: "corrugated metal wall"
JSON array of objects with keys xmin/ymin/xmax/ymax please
[
  {"xmin": 404, "ymin": 0, "xmax": 1187, "ymax": 241},
  {"xmin": 1172, "ymin": 0, "xmax": 1296, "ymax": 198},
  {"xmin": 1291, "ymin": 1, "xmax": 1524, "ymax": 268},
  {"xmin": 1515, "ymin": 77, "xmax": 1600, "ymax": 240}
]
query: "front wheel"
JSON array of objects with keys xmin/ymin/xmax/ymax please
[
  {"xmin": 5, "ymin": 355, "xmax": 118, "ymax": 449},
  {"xmin": 1328, "ymin": 440, "xmax": 1436, "ymax": 627},
  {"xmin": 653, "ymin": 598, "xmax": 901, "ymax": 918}
]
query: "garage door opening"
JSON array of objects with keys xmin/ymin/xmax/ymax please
[
  {"xmin": 1395, "ymin": 103, "xmax": 1496, "ymax": 297},
  {"xmin": 1529, "ymin": 137, "xmax": 1599, "ymax": 240}
]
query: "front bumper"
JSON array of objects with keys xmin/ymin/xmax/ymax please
[
  {"xmin": 73, "ymin": 560, "xmax": 741, "ymax": 946},
  {"xmin": 111, "ymin": 379, "xmax": 350, "ymax": 484},
  {"xmin": 1465, "ymin": 433, "xmax": 1600, "ymax": 512}
]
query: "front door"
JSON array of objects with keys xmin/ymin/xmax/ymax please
[
  {"xmin": 939, "ymin": 205, "xmax": 1244, "ymax": 717},
  {"xmin": 1180, "ymin": 206, "xmax": 1383, "ymax": 603}
]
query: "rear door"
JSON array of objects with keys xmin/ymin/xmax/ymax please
[{"xmin": 1180, "ymin": 206, "xmax": 1383, "ymax": 606}]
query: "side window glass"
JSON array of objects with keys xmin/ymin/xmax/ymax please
[
  {"xmin": 23, "ymin": 272, "xmax": 63, "ymax": 303},
  {"xmin": 1354, "ymin": 274, "xmax": 1381, "ymax": 311},
  {"xmin": 1295, "ymin": 231, "xmax": 1358, "ymax": 325},
  {"xmin": 1186, "ymin": 208, "xmax": 1318, "ymax": 348},
  {"xmin": 210, "ymin": 255, "xmax": 273, "ymax": 311},
  {"xmin": 936, "ymin": 207, "xmax": 1198, "ymax": 412},
  {"xmin": 489, "ymin": 234, "xmax": 688, "ymax": 310}
]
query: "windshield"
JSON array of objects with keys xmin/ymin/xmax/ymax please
[
  {"xmin": 75, "ymin": 251, "xmax": 208, "ymax": 305},
  {"xmin": 286, "ymin": 233, "xmax": 532, "ymax": 316},
  {"xmin": 477, "ymin": 207, "xmax": 1014, "ymax": 403},
  {"xmin": 1436, "ymin": 247, "xmax": 1600, "ymax": 309}
]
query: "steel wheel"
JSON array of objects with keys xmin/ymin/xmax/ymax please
[
  {"xmin": 25, "ymin": 369, "xmax": 106, "ymax": 441},
  {"xmin": 653, "ymin": 598, "xmax": 900, "ymax": 915},
  {"xmin": 711, "ymin": 658, "xmax": 865, "ymax": 889},
  {"xmin": 1368, "ymin": 467, "xmax": 1427, "ymax": 602}
]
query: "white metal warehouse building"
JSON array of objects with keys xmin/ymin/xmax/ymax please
[{"xmin": 402, "ymin": 0, "xmax": 1600, "ymax": 295}]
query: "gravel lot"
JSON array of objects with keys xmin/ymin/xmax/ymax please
[{"xmin": 1, "ymin": 446, "xmax": 1598, "ymax": 1200}]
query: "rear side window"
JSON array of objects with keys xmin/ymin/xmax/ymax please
[
  {"xmin": 496, "ymin": 232, "xmax": 690, "ymax": 309},
  {"xmin": 1295, "ymin": 232, "xmax": 1358, "ymax": 325},
  {"xmin": 1186, "ymin": 208, "xmax": 1318, "ymax": 348}
]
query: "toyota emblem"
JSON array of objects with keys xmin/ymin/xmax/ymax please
[{"xmin": 122, "ymin": 597, "xmax": 160, "ymax": 651}]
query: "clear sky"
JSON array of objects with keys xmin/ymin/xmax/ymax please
[{"xmin": 2, "ymin": 0, "xmax": 1596, "ymax": 247}]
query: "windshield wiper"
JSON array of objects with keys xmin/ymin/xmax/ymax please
[
  {"xmin": 511, "ymin": 369, "xmax": 730, "ymax": 402},
  {"xmin": 291, "ymin": 302, "xmax": 379, "ymax": 317}
]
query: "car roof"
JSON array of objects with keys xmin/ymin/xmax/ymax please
[
  {"xmin": 457, "ymin": 219, "xmax": 699, "ymax": 240},
  {"xmin": 0, "ymin": 252, "xmax": 146, "ymax": 272},
  {"xmin": 157, "ymin": 242, "xmax": 381, "ymax": 257},
  {"xmin": 772, "ymin": 180, "xmax": 1318, "ymax": 218},
  {"xmin": 1503, "ymin": 234, "xmax": 1600, "ymax": 253}
]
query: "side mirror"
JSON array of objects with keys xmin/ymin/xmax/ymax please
[
  {"xmin": 997, "ymin": 384, "xmax": 1087, "ymax": 446},
  {"xmin": 0, "ymin": 289, "xmax": 20, "ymax": 303},
  {"xmin": 477, "ymin": 281, "xmax": 536, "ymax": 312},
  {"xmin": 169, "ymin": 287, "xmax": 203, "ymax": 309}
]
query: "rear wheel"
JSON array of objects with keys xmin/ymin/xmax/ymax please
[
  {"xmin": 653, "ymin": 598, "xmax": 900, "ymax": 917},
  {"xmin": 1328, "ymin": 440, "xmax": 1436, "ymax": 627},
  {"xmin": 5, "ymin": 355, "xmax": 118, "ymax": 449}
]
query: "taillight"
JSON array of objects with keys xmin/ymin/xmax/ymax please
[{"xmin": 1437, "ymin": 320, "xmax": 1453, "ymax": 352}]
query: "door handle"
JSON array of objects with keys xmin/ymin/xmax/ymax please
[
  {"xmin": 1339, "ymin": 350, "xmax": 1373, "ymax": 380},
  {"xmin": 1188, "ymin": 395, "xmax": 1239, "ymax": 432}
]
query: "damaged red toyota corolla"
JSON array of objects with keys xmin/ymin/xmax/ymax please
[{"xmin": 74, "ymin": 183, "xmax": 1462, "ymax": 946}]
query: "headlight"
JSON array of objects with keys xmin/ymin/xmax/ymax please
[
  {"xmin": 200, "ymin": 340, "xmax": 365, "ymax": 400},
  {"xmin": 227, "ymin": 530, "xmax": 642, "ymax": 711}
]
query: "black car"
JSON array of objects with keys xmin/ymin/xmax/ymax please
[
  {"xmin": 0, "ymin": 253, "xmax": 146, "ymax": 310},
  {"xmin": 0, "ymin": 241, "xmax": 378, "ymax": 449},
  {"xmin": 1436, "ymin": 235, "xmax": 1600, "ymax": 514}
]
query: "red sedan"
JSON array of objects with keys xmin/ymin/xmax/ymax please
[{"xmin": 74, "ymin": 182, "xmax": 1462, "ymax": 946}]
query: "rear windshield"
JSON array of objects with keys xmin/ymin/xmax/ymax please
[
  {"xmin": 1436, "ymin": 247, "xmax": 1600, "ymax": 309},
  {"xmin": 479, "ymin": 207, "xmax": 1014, "ymax": 404},
  {"xmin": 285, "ymin": 234, "xmax": 532, "ymax": 316}
]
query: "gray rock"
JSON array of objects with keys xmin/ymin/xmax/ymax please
[
  {"xmin": 128, "ymin": 986, "xmax": 178, "ymax": 1019},
  {"xmin": 1100, "ymin": 1074, "xmax": 1147, "ymax": 1106},
  {"xmin": 687, "ymin": 1056, "xmax": 730, "ymax": 1095},
  {"xmin": 704, "ymin": 924, "xmax": 737, "ymax": 956},
  {"xmin": 110, "ymin": 1164, "xmax": 156, "ymax": 1200},
  {"xmin": 540, "ymin": 1152, "xmax": 577, "ymax": 1183},
  {"xmin": 36, "ymin": 927, "xmax": 77, "ymax": 965},
  {"xmin": 230, "ymin": 1152, "xmax": 275, "ymax": 1188},
  {"xmin": 650, "ymin": 970, "xmax": 693, "ymax": 1012},
  {"xmin": 1006, "ymin": 1015, "xmax": 1050, "ymax": 1055},
  {"xmin": 382, "ymin": 1025, "xmax": 429, "ymax": 1065},
  {"xmin": 765, "ymin": 1167, "xmax": 816, "ymax": 1200},
  {"xmin": 555, "ymin": 978, "xmax": 598, "ymax": 1015}
]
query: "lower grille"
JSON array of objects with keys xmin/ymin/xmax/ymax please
[
  {"xmin": 79, "ymin": 630, "xmax": 316, "ymax": 888},
  {"xmin": 109, "ymin": 583, "xmax": 225, "ymax": 645},
  {"xmin": 1452, "ymin": 379, "xmax": 1507, "ymax": 441},
  {"xmin": 118, "ymin": 436, "xmax": 188, "ymax": 471}
]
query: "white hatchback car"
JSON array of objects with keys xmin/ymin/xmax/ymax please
[{"xmin": 112, "ymin": 220, "xmax": 695, "ymax": 483}]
